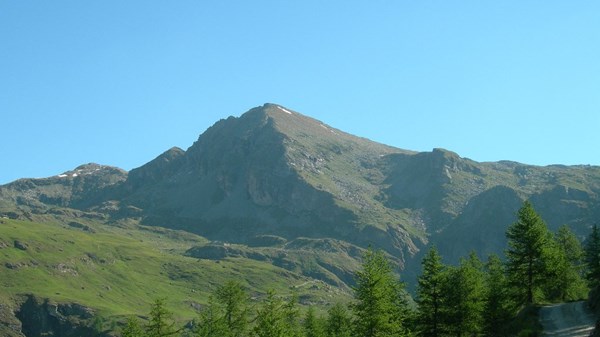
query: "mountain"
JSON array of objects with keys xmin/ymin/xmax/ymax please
[
  {"xmin": 2, "ymin": 103, "xmax": 600, "ymax": 275},
  {"xmin": 2, "ymin": 103, "xmax": 600, "ymax": 334}
]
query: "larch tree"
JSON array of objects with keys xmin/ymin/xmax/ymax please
[
  {"xmin": 253, "ymin": 290, "xmax": 301, "ymax": 337},
  {"xmin": 303, "ymin": 306, "xmax": 326, "ymax": 337},
  {"xmin": 253, "ymin": 290, "xmax": 287, "ymax": 337},
  {"xmin": 482, "ymin": 254, "xmax": 514, "ymax": 337},
  {"xmin": 505, "ymin": 201, "xmax": 551, "ymax": 305},
  {"xmin": 416, "ymin": 246, "xmax": 446, "ymax": 337},
  {"xmin": 146, "ymin": 298, "xmax": 179, "ymax": 337},
  {"xmin": 214, "ymin": 280, "xmax": 249, "ymax": 337},
  {"xmin": 196, "ymin": 296, "xmax": 228, "ymax": 337},
  {"xmin": 326, "ymin": 303, "xmax": 352, "ymax": 337},
  {"xmin": 545, "ymin": 225, "xmax": 587, "ymax": 301},
  {"xmin": 352, "ymin": 248, "xmax": 411, "ymax": 337},
  {"xmin": 122, "ymin": 316, "xmax": 145, "ymax": 337},
  {"xmin": 442, "ymin": 252, "xmax": 485, "ymax": 337}
]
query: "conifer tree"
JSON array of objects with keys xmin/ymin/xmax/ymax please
[
  {"xmin": 416, "ymin": 246, "xmax": 445, "ymax": 337},
  {"xmin": 253, "ymin": 290, "xmax": 287, "ymax": 337},
  {"xmin": 352, "ymin": 248, "xmax": 411, "ymax": 337},
  {"xmin": 303, "ymin": 306, "xmax": 326, "ymax": 337},
  {"xmin": 122, "ymin": 316, "xmax": 145, "ymax": 337},
  {"xmin": 585, "ymin": 224, "xmax": 600, "ymax": 287},
  {"xmin": 283, "ymin": 292, "xmax": 302, "ymax": 337},
  {"xmin": 214, "ymin": 280, "xmax": 249, "ymax": 337},
  {"xmin": 146, "ymin": 298, "xmax": 178, "ymax": 337},
  {"xmin": 196, "ymin": 297, "xmax": 228, "ymax": 337},
  {"xmin": 505, "ymin": 201, "xmax": 551, "ymax": 305},
  {"xmin": 442, "ymin": 252, "xmax": 485, "ymax": 337},
  {"xmin": 557, "ymin": 225, "xmax": 585, "ymax": 266},
  {"xmin": 545, "ymin": 225, "xmax": 587, "ymax": 301},
  {"xmin": 325, "ymin": 303, "xmax": 352, "ymax": 337},
  {"xmin": 482, "ymin": 254, "xmax": 514, "ymax": 337}
]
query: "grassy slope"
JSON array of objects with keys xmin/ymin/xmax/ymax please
[{"xmin": 0, "ymin": 218, "xmax": 351, "ymax": 325}]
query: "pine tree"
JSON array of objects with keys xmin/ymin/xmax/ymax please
[
  {"xmin": 214, "ymin": 280, "xmax": 249, "ymax": 337},
  {"xmin": 303, "ymin": 306, "xmax": 326, "ymax": 337},
  {"xmin": 253, "ymin": 290, "xmax": 287, "ymax": 337},
  {"xmin": 196, "ymin": 296, "xmax": 228, "ymax": 337},
  {"xmin": 325, "ymin": 303, "xmax": 352, "ymax": 337},
  {"xmin": 283, "ymin": 292, "xmax": 302, "ymax": 337},
  {"xmin": 122, "ymin": 316, "xmax": 145, "ymax": 337},
  {"xmin": 352, "ymin": 248, "xmax": 411, "ymax": 337},
  {"xmin": 585, "ymin": 224, "xmax": 600, "ymax": 287},
  {"xmin": 442, "ymin": 252, "xmax": 485, "ymax": 337},
  {"xmin": 482, "ymin": 254, "xmax": 514, "ymax": 337},
  {"xmin": 505, "ymin": 201, "xmax": 551, "ymax": 305},
  {"xmin": 416, "ymin": 246, "xmax": 445, "ymax": 337},
  {"xmin": 545, "ymin": 225, "xmax": 587, "ymax": 301},
  {"xmin": 557, "ymin": 225, "xmax": 585, "ymax": 266},
  {"xmin": 146, "ymin": 298, "xmax": 178, "ymax": 337}
]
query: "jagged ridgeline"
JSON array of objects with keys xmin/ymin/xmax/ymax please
[{"xmin": 1, "ymin": 104, "xmax": 600, "ymax": 334}]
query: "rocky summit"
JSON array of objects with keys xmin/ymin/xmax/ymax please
[{"xmin": 2, "ymin": 103, "xmax": 600, "ymax": 277}]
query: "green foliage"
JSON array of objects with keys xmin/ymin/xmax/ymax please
[
  {"xmin": 482, "ymin": 254, "xmax": 514, "ymax": 337},
  {"xmin": 146, "ymin": 298, "xmax": 178, "ymax": 337},
  {"xmin": 557, "ymin": 225, "xmax": 585, "ymax": 265},
  {"xmin": 415, "ymin": 246, "xmax": 445, "ymax": 337},
  {"xmin": 505, "ymin": 201, "xmax": 552, "ymax": 305},
  {"xmin": 351, "ymin": 248, "xmax": 411, "ymax": 337},
  {"xmin": 252, "ymin": 290, "xmax": 300, "ymax": 337},
  {"xmin": 325, "ymin": 303, "xmax": 352, "ymax": 337},
  {"xmin": 214, "ymin": 281, "xmax": 249, "ymax": 337},
  {"xmin": 303, "ymin": 306, "xmax": 326, "ymax": 337},
  {"xmin": 122, "ymin": 316, "xmax": 145, "ymax": 337},
  {"xmin": 195, "ymin": 297, "xmax": 228, "ymax": 337},
  {"xmin": 442, "ymin": 252, "xmax": 486, "ymax": 336},
  {"xmin": 543, "ymin": 225, "xmax": 587, "ymax": 301},
  {"xmin": 282, "ymin": 292, "xmax": 302, "ymax": 337},
  {"xmin": 585, "ymin": 224, "xmax": 600, "ymax": 287}
]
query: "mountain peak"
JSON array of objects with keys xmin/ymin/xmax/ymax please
[
  {"xmin": 2, "ymin": 103, "xmax": 600, "ymax": 282},
  {"xmin": 262, "ymin": 103, "xmax": 296, "ymax": 116},
  {"xmin": 60, "ymin": 163, "xmax": 126, "ymax": 178}
]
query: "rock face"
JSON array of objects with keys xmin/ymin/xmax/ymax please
[
  {"xmin": 0, "ymin": 302, "xmax": 24, "ymax": 337},
  {"xmin": 1, "ymin": 103, "xmax": 600, "ymax": 270},
  {"xmin": 0, "ymin": 295, "xmax": 106, "ymax": 337}
]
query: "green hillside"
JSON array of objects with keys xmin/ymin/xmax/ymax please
[{"xmin": 0, "ymin": 217, "xmax": 351, "ymax": 334}]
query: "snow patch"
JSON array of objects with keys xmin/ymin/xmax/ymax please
[
  {"xmin": 278, "ymin": 107, "xmax": 293, "ymax": 115},
  {"xmin": 72, "ymin": 173, "xmax": 78, "ymax": 177},
  {"xmin": 58, "ymin": 174, "xmax": 68, "ymax": 178},
  {"xmin": 320, "ymin": 124, "xmax": 328, "ymax": 130}
]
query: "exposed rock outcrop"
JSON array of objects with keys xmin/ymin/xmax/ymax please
[{"xmin": 16, "ymin": 295, "xmax": 105, "ymax": 337}]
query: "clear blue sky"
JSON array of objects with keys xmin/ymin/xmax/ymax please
[{"xmin": 2, "ymin": 1, "xmax": 599, "ymax": 184}]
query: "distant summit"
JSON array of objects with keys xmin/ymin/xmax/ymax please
[{"xmin": 2, "ymin": 104, "xmax": 600, "ymax": 274}]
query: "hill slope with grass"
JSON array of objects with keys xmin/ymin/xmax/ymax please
[{"xmin": 0, "ymin": 217, "xmax": 351, "ymax": 336}]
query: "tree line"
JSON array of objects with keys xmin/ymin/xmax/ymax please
[{"xmin": 121, "ymin": 201, "xmax": 600, "ymax": 337}]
